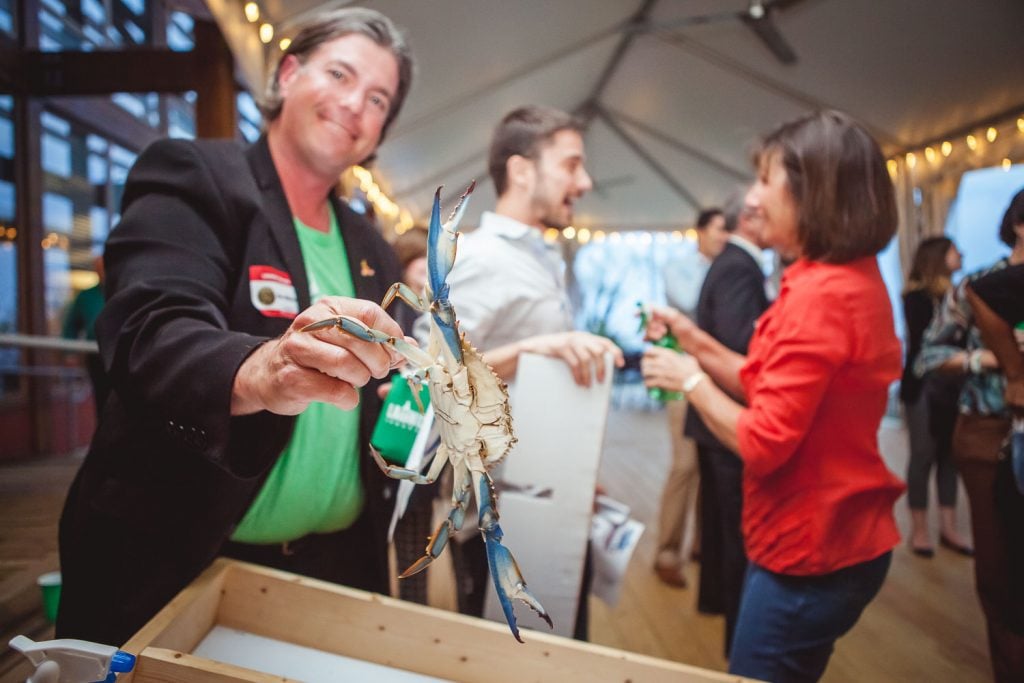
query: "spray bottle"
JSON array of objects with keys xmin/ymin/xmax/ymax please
[
  {"xmin": 637, "ymin": 302, "xmax": 683, "ymax": 402},
  {"xmin": 9, "ymin": 635, "xmax": 136, "ymax": 683}
]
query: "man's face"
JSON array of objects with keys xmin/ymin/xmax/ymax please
[
  {"xmin": 274, "ymin": 33, "xmax": 399, "ymax": 178},
  {"xmin": 528, "ymin": 129, "xmax": 593, "ymax": 229},
  {"xmin": 697, "ymin": 213, "xmax": 729, "ymax": 259}
]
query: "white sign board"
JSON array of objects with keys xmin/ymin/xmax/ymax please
[{"xmin": 482, "ymin": 352, "xmax": 613, "ymax": 638}]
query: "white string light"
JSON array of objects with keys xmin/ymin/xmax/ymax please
[{"xmin": 888, "ymin": 113, "xmax": 1022, "ymax": 176}]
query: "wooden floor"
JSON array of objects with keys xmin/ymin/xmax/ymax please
[
  {"xmin": 0, "ymin": 408, "xmax": 991, "ymax": 682},
  {"xmin": 590, "ymin": 409, "xmax": 990, "ymax": 682}
]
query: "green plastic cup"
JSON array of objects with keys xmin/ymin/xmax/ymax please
[{"xmin": 37, "ymin": 571, "xmax": 61, "ymax": 623}]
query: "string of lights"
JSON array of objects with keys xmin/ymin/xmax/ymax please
[{"xmin": 887, "ymin": 112, "xmax": 1023, "ymax": 178}]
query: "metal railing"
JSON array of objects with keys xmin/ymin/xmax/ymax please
[
  {"xmin": 0, "ymin": 333, "xmax": 98, "ymax": 355},
  {"xmin": 0, "ymin": 334, "xmax": 99, "ymax": 458}
]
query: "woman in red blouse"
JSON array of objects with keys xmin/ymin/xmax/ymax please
[{"xmin": 642, "ymin": 110, "xmax": 904, "ymax": 683}]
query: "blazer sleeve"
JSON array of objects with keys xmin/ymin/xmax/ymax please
[
  {"xmin": 704, "ymin": 255, "xmax": 767, "ymax": 353},
  {"xmin": 98, "ymin": 139, "xmax": 268, "ymax": 467}
]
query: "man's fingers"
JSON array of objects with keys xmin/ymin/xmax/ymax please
[
  {"xmin": 557, "ymin": 342, "xmax": 590, "ymax": 387},
  {"xmin": 318, "ymin": 296, "xmax": 405, "ymax": 339},
  {"xmin": 299, "ymin": 322, "xmax": 396, "ymax": 380},
  {"xmin": 294, "ymin": 367, "xmax": 360, "ymax": 410}
]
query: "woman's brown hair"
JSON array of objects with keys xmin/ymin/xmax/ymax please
[
  {"xmin": 904, "ymin": 236, "xmax": 954, "ymax": 299},
  {"xmin": 755, "ymin": 110, "xmax": 897, "ymax": 263}
]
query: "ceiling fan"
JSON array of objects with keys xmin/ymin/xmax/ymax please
[{"xmin": 645, "ymin": 0, "xmax": 807, "ymax": 65}]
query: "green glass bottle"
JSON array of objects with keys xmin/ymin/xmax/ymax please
[{"xmin": 637, "ymin": 302, "xmax": 684, "ymax": 402}]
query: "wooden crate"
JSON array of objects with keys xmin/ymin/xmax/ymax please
[{"xmin": 121, "ymin": 559, "xmax": 753, "ymax": 682}]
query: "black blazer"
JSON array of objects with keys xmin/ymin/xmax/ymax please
[
  {"xmin": 57, "ymin": 137, "xmax": 401, "ymax": 645},
  {"xmin": 685, "ymin": 241, "xmax": 770, "ymax": 449}
]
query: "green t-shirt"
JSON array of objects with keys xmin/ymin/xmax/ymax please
[{"xmin": 231, "ymin": 207, "xmax": 364, "ymax": 544}]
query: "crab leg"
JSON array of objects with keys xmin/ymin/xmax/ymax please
[
  {"xmin": 368, "ymin": 439, "xmax": 447, "ymax": 485},
  {"xmin": 380, "ymin": 281, "xmax": 429, "ymax": 313},
  {"xmin": 474, "ymin": 470, "xmax": 552, "ymax": 643},
  {"xmin": 301, "ymin": 315, "xmax": 435, "ymax": 369},
  {"xmin": 399, "ymin": 459, "xmax": 473, "ymax": 578}
]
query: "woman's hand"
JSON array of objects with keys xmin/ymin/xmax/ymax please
[
  {"xmin": 641, "ymin": 346, "xmax": 701, "ymax": 394},
  {"xmin": 646, "ymin": 306, "xmax": 699, "ymax": 352}
]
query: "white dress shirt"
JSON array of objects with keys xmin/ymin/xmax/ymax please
[
  {"xmin": 414, "ymin": 211, "xmax": 574, "ymax": 352},
  {"xmin": 663, "ymin": 247, "xmax": 712, "ymax": 319}
]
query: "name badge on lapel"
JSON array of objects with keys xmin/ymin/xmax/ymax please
[{"xmin": 249, "ymin": 265, "xmax": 298, "ymax": 319}]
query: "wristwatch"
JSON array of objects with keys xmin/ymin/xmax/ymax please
[{"xmin": 682, "ymin": 371, "xmax": 708, "ymax": 395}]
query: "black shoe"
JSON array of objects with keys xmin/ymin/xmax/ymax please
[
  {"xmin": 939, "ymin": 534, "xmax": 974, "ymax": 556},
  {"xmin": 910, "ymin": 545, "xmax": 934, "ymax": 558}
]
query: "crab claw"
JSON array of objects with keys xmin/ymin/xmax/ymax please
[
  {"xmin": 427, "ymin": 183, "xmax": 475, "ymax": 363},
  {"xmin": 486, "ymin": 537, "xmax": 553, "ymax": 643},
  {"xmin": 475, "ymin": 472, "xmax": 552, "ymax": 643}
]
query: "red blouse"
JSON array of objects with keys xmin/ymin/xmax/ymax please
[{"xmin": 736, "ymin": 256, "xmax": 905, "ymax": 575}]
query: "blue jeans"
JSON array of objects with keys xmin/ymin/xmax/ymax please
[{"xmin": 729, "ymin": 552, "xmax": 892, "ymax": 683}]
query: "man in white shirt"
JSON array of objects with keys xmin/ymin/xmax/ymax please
[
  {"xmin": 654, "ymin": 207, "xmax": 728, "ymax": 588},
  {"xmin": 416, "ymin": 105, "xmax": 623, "ymax": 635},
  {"xmin": 420, "ymin": 107, "xmax": 623, "ymax": 386}
]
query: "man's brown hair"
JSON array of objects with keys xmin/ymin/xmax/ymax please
[
  {"xmin": 488, "ymin": 105, "xmax": 586, "ymax": 196},
  {"xmin": 261, "ymin": 7, "xmax": 413, "ymax": 141},
  {"xmin": 754, "ymin": 110, "xmax": 897, "ymax": 263}
]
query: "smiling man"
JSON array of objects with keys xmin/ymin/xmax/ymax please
[
  {"xmin": 57, "ymin": 8, "xmax": 414, "ymax": 645},
  {"xmin": 414, "ymin": 105, "xmax": 623, "ymax": 636}
]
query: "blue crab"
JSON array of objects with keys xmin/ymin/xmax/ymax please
[{"xmin": 303, "ymin": 182, "xmax": 552, "ymax": 642}]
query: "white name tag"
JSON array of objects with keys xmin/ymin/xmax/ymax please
[{"xmin": 249, "ymin": 265, "xmax": 298, "ymax": 319}]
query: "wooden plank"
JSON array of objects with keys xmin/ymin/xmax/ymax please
[
  {"xmin": 120, "ymin": 559, "xmax": 229, "ymax": 672},
  {"xmin": 212, "ymin": 562, "xmax": 748, "ymax": 683},
  {"xmin": 134, "ymin": 648, "xmax": 296, "ymax": 683}
]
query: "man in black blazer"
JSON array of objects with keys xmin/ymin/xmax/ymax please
[
  {"xmin": 58, "ymin": 8, "xmax": 415, "ymax": 646},
  {"xmin": 684, "ymin": 189, "xmax": 770, "ymax": 655}
]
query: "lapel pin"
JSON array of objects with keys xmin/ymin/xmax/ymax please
[{"xmin": 360, "ymin": 259, "xmax": 376, "ymax": 277}]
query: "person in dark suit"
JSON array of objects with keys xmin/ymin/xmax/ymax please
[
  {"xmin": 57, "ymin": 8, "xmax": 414, "ymax": 646},
  {"xmin": 645, "ymin": 187, "xmax": 769, "ymax": 655}
]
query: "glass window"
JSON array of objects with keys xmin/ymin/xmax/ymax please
[
  {"xmin": 0, "ymin": 117, "xmax": 12, "ymax": 158},
  {"xmin": 575, "ymin": 233, "xmax": 677, "ymax": 354},
  {"xmin": 0, "ymin": 93, "xmax": 15, "ymax": 392},
  {"xmin": 0, "ymin": 239, "xmax": 17, "ymax": 393},
  {"xmin": 81, "ymin": 0, "xmax": 105, "ymax": 25},
  {"xmin": 167, "ymin": 91, "xmax": 196, "ymax": 140},
  {"xmin": 41, "ymin": 133, "xmax": 72, "ymax": 177},
  {"xmin": 237, "ymin": 91, "xmax": 262, "ymax": 143},
  {"xmin": 38, "ymin": 0, "xmax": 153, "ymax": 50},
  {"xmin": 0, "ymin": 0, "xmax": 16, "ymax": 39},
  {"xmin": 40, "ymin": 111, "xmax": 137, "ymax": 334},
  {"xmin": 167, "ymin": 10, "xmax": 194, "ymax": 51},
  {"xmin": 120, "ymin": 0, "xmax": 144, "ymax": 16},
  {"xmin": 945, "ymin": 165, "xmax": 1024, "ymax": 275}
]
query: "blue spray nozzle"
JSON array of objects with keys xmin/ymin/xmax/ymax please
[{"xmin": 110, "ymin": 650, "xmax": 136, "ymax": 673}]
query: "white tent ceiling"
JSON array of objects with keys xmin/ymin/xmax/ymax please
[{"xmin": 211, "ymin": 0, "xmax": 1024, "ymax": 231}]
